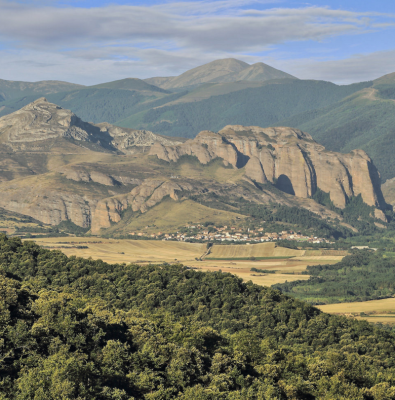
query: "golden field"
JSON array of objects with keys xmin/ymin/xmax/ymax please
[
  {"xmin": 207, "ymin": 242, "xmax": 305, "ymax": 259},
  {"xmin": 23, "ymin": 237, "xmax": 395, "ymax": 325},
  {"xmin": 318, "ymin": 298, "xmax": 395, "ymax": 325},
  {"xmin": 29, "ymin": 238, "xmax": 343, "ymax": 286}
]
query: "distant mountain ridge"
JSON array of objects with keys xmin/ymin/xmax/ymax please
[
  {"xmin": 144, "ymin": 58, "xmax": 296, "ymax": 89},
  {"xmin": 1, "ymin": 60, "xmax": 395, "ymax": 188},
  {"xmin": 0, "ymin": 79, "xmax": 84, "ymax": 101}
]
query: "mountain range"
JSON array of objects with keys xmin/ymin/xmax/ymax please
[
  {"xmin": 1, "ymin": 58, "xmax": 395, "ymax": 234},
  {"xmin": 1, "ymin": 58, "xmax": 394, "ymax": 187},
  {"xmin": 0, "ymin": 96, "xmax": 388, "ymax": 238}
]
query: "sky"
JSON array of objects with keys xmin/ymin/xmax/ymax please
[{"xmin": 0, "ymin": 0, "xmax": 394, "ymax": 85}]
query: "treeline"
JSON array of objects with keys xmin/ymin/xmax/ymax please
[
  {"xmin": 139, "ymin": 80, "xmax": 372, "ymax": 138},
  {"xmin": 274, "ymin": 251, "xmax": 395, "ymax": 304},
  {"xmin": 1, "ymin": 235, "xmax": 395, "ymax": 398}
]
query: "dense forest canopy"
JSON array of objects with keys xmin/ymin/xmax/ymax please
[
  {"xmin": 1, "ymin": 235, "xmax": 395, "ymax": 399},
  {"xmin": 274, "ymin": 250, "xmax": 395, "ymax": 304}
]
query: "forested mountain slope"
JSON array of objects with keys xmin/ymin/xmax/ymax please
[
  {"xmin": 0, "ymin": 82, "xmax": 181, "ymax": 123},
  {"xmin": 275, "ymin": 77, "xmax": 395, "ymax": 182},
  {"xmin": 117, "ymin": 79, "xmax": 372, "ymax": 138},
  {"xmin": 2, "ymin": 235, "xmax": 395, "ymax": 399},
  {"xmin": 0, "ymin": 78, "xmax": 83, "ymax": 101}
]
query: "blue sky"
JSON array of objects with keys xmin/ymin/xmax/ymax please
[{"xmin": 0, "ymin": 0, "xmax": 394, "ymax": 84}]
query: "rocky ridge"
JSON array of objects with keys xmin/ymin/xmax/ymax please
[
  {"xmin": 149, "ymin": 125, "xmax": 386, "ymax": 213},
  {"xmin": 96, "ymin": 123, "xmax": 182, "ymax": 153},
  {"xmin": 0, "ymin": 98, "xmax": 178, "ymax": 151},
  {"xmin": 0, "ymin": 98, "xmax": 388, "ymax": 234}
]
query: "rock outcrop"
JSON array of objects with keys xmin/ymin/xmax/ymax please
[
  {"xmin": 62, "ymin": 167, "xmax": 142, "ymax": 187},
  {"xmin": 90, "ymin": 179, "xmax": 194, "ymax": 233},
  {"xmin": 96, "ymin": 123, "xmax": 182, "ymax": 153},
  {"xmin": 150, "ymin": 125, "xmax": 386, "ymax": 210},
  {"xmin": 0, "ymin": 98, "xmax": 180, "ymax": 152},
  {"xmin": 0, "ymin": 186, "xmax": 92, "ymax": 227},
  {"xmin": 0, "ymin": 99, "xmax": 387, "ymax": 233},
  {"xmin": 0, "ymin": 98, "xmax": 110, "ymax": 145}
]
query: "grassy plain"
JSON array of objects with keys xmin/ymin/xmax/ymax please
[
  {"xmin": 24, "ymin": 237, "xmax": 395, "ymax": 325},
  {"xmin": 318, "ymin": 298, "xmax": 395, "ymax": 325},
  {"xmin": 208, "ymin": 242, "xmax": 305, "ymax": 259},
  {"xmin": 29, "ymin": 238, "xmax": 345, "ymax": 286},
  {"xmin": 32, "ymin": 237, "xmax": 206, "ymax": 264}
]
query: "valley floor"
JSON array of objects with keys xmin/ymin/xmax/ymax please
[
  {"xmin": 319, "ymin": 298, "xmax": 395, "ymax": 326},
  {"xmin": 30, "ymin": 237, "xmax": 337, "ymax": 287},
  {"xmin": 30, "ymin": 237, "xmax": 394, "ymax": 325}
]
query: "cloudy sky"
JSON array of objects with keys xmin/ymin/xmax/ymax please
[{"xmin": 0, "ymin": 0, "xmax": 394, "ymax": 85}]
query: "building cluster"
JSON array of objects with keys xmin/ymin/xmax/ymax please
[{"xmin": 129, "ymin": 224, "xmax": 330, "ymax": 244}]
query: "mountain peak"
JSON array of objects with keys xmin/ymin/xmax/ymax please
[
  {"xmin": 152, "ymin": 58, "xmax": 296, "ymax": 89},
  {"xmin": 160, "ymin": 58, "xmax": 249, "ymax": 89}
]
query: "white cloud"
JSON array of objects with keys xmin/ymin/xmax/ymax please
[
  {"xmin": 0, "ymin": 0, "xmax": 393, "ymax": 83},
  {"xmin": 277, "ymin": 49, "xmax": 395, "ymax": 84},
  {"xmin": 0, "ymin": 1, "xmax": 391, "ymax": 51}
]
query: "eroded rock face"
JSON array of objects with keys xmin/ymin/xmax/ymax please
[
  {"xmin": 0, "ymin": 98, "xmax": 108, "ymax": 145},
  {"xmin": 96, "ymin": 123, "xmax": 182, "ymax": 152},
  {"xmin": 150, "ymin": 125, "xmax": 386, "ymax": 210},
  {"xmin": 90, "ymin": 179, "xmax": 195, "ymax": 233},
  {"xmin": 0, "ymin": 98, "xmax": 180, "ymax": 152},
  {"xmin": 89, "ymin": 174, "xmax": 350, "ymax": 234},
  {"xmin": 0, "ymin": 187, "xmax": 92, "ymax": 227}
]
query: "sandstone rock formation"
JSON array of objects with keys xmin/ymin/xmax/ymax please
[
  {"xmin": 0, "ymin": 99, "xmax": 387, "ymax": 234},
  {"xmin": 0, "ymin": 98, "xmax": 180, "ymax": 152},
  {"xmin": 89, "ymin": 175, "xmax": 350, "ymax": 234},
  {"xmin": 96, "ymin": 123, "xmax": 182, "ymax": 153},
  {"xmin": 63, "ymin": 167, "xmax": 143, "ymax": 187},
  {"xmin": 150, "ymin": 125, "xmax": 386, "ymax": 211},
  {"xmin": 0, "ymin": 186, "xmax": 92, "ymax": 227},
  {"xmin": 90, "ymin": 179, "xmax": 194, "ymax": 233},
  {"xmin": 0, "ymin": 97, "xmax": 108, "ymax": 145}
]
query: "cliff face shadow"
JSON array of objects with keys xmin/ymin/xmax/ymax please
[
  {"xmin": 367, "ymin": 161, "xmax": 388, "ymax": 210},
  {"xmin": 221, "ymin": 136, "xmax": 250, "ymax": 168},
  {"xmin": 276, "ymin": 174, "xmax": 295, "ymax": 195},
  {"xmin": 236, "ymin": 153, "xmax": 250, "ymax": 168}
]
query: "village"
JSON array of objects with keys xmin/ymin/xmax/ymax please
[{"xmin": 129, "ymin": 224, "xmax": 331, "ymax": 244}]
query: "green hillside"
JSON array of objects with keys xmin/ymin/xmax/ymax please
[
  {"xmin": 0, "ymin": 88, "xmax": 185, "ymax": 123},
  {"xmin": 90, "ymin": 77, "xmax": 169, "ymax": 93},
  {"xmin": 0, "ymin": 79, "xmax": 83, "ymax": 101},
  {"xmin": 275, "ymin": 250, "xmax": 395, "ymax": 304},
  {"xmin": 3, "ymin": 234, "xmax": 395, "ymax": 398},
  {"xmin": 116, "ymin": 80, "xmax": 372, "ymax": 137},
  {"xmin": 276, "ymin": 84, "xmax": 395, "ymax": 182}
]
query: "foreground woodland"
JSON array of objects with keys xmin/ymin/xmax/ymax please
[{"xmin": 1, "ymin": 235, "xmax": 395, "ymax": 399}]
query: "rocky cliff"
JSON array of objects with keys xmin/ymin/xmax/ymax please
[
  {"xmin": 0, "ymin": 97, "xmax": 177, "ymax": 152},
  {"xmin": 149, "ymin": 125, "xmax": 386, "ymax": 212},
  {"xmin": 0, "ymin": 99, "xmax": 388, "ymax": 234}
]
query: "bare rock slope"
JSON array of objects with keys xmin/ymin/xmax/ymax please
[
  {"xmin": 0, "ymin": 97, "xmax": 176, "ymax": 151},
  {"xmin": 0, "ymin": 98, "xmax": 387, "ymax": 233},
  {"xmin": 150, "ymin": 125, "xmax": 386, "ymax": 212}
]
